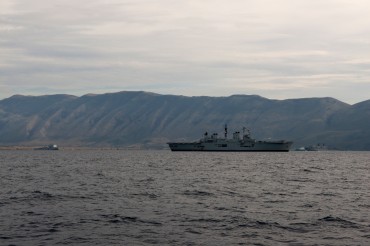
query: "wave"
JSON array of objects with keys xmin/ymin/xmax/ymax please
[
  {"xmin": 318, "ymin": 216, "xmax": 362, "ymax": 228},
  {"xmin": 100, "ymin": 214, "xmax": 162, "ymax": 226},
  {"xmin": 183, "ymin": 190, "xmax": 215, "ymax": 197},
  {"xmin": 4, "ymin": 190, "xmax": 93, "ymax": 205},
  {"xmin": 185, "ymin": 218, "xmax": 223, "ymax": 223},
  {"xmin": 131, "ymin": 192, "xmax": 159, "ymax": 199}
]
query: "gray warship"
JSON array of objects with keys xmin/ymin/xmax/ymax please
[
  {"xmin": 34, "ymin": 144, "xmax": 59, "ymax": 150},
  {"xmin": 168, "ymin": 125, "xmax": 293, "ymax": 152}
]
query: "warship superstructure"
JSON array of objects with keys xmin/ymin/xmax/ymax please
[{"xmin": 168, "ymin": 125, "xmax": 292, "ymax": 152}]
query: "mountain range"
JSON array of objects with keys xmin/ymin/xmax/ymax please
[{"xmin": 0, "ymin": 91, "xmax": 369, "ymax": 150}]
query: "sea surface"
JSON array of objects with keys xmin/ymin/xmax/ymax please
[{"xmin": 0, "ymin": 150, "xmax": 369, "ymax": 245}]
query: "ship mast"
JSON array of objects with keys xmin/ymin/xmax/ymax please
[{"xmin": 224, "ymin": 124, "xmax": 228, "ymax": 139}]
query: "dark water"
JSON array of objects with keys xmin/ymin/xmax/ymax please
[{"xmin": 0, "ymin": 150, "xmax": 369, "ymax": 245}]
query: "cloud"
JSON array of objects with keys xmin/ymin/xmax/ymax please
[{"xmin": 1, "ymin": 0, "xmax": 370, "ymax": 104}]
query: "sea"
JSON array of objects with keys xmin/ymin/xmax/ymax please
[{"xmin": 0, "ymin": 150, "xmax": 369, "ymax": 246}]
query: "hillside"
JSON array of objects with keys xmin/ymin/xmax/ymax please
[{"xmin": 0, "ymin": 91, "xmax": 368, "ymax": 150}]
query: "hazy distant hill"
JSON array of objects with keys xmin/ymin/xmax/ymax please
[{"xmin": 0, "ymin": 91, "xmax": 369, "ymax": 150}]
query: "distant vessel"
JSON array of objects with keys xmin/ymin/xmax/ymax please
[
  {"xmin": 305, "ymin": 144, "xmax": 328, "ymax": 151},
  {"xmin": 294, "ymin": 143, "xmax": 328, "ymax": 151},
  {"xmin": 34, "ymin": 144, "xmax": 59, "ymax": 150},
  {"xmin": 168, "ymin": 125, "xmax": 292, "ymax": 152}
]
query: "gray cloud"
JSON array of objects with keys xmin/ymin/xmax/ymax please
[{"xmin": 1, "ymin": 0, "xmax": 370, "ymax": 103}]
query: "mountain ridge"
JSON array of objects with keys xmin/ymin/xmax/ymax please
[{"xmin": 0, "ymin": 91, "xmax": 368, "ymax": 150}]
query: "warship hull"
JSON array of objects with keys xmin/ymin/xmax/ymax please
[
  {"xmin": 168, "ymin": 125, "xmax": 293, "ymax": 152},
  {"xmin": 168, "ymin": 141, "xmax": 292, "ymax": 152}
]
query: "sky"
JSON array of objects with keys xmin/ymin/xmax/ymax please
[{"xmin": 1, "ymin": 0, "xmax": 370, "ymax": 104}]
